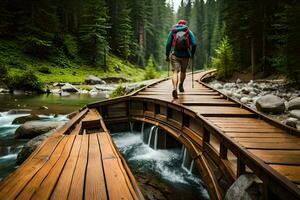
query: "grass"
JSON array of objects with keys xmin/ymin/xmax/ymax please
[{"xmin": 0, "ymin": 39, "xmax": 148, "ymax": 84}]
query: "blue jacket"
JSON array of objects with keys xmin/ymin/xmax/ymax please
[{"xmin": 166, "ymin": 24, "xmax": 197, "ymax": 58}]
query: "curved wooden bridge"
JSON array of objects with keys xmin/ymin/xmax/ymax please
[{"xmin": 0, "ymin": 70, "xmax": 299, "ymax": 200}]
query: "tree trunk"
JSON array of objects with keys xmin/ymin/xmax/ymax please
[{"xmin": 251, "ymin": 38, "xmax": 256, "ymax": 79}]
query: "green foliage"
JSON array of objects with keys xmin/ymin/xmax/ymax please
[
  {"xmin": 144, "ymin": 56, "xmax": 157, "ymax": 80},
  {"xmin": 23, "ymin": 36, "xmax": 52, "ymax": 58},
  {"xmin": 63, "ymin": 35, "xmax": 78, "ymax": 59},
  {"xmin": 0, "ymin": 65, "xmax": 8, "ymax": 80},
  {"xmin": 38, "ymin": 66, "xmax": 51, "ymax": 74},
  {"xmin": 110, "ymin": 82, "xmax": 126, "ymax": 98},
  {"xmin": 212, "ymin": 36, "xmax": 237, "ymax": 79},
  {"xmin": 6, "ymin": 70, "xmax": 44, "ymax": 92}
]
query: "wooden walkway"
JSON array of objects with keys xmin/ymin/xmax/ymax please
[
  {"xmin": 0, "ymin": 109, "xmax": 144, "ymax": 200},
  {"xmin": 1, "ymin": 70, "xmax": 300, "ymax": 200},
  {"xmin": 133, "ymin": 70, "xmax": 300, "ymax": 194}
]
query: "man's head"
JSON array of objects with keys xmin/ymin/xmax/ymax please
[{"xmin": 177, "ymin": 20, "xmax": 187, "ymax": 25}]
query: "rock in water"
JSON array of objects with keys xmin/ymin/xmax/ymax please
[
  {"xmin": 15, "ymin": 121, "xmax": 65, "ymax": 139},
  {"xmin": 255, "ymin": 94, "xmax": 285, "ymax": 114},
  {"xmin": 12, "ymin": 114, "xmax": 40, "ymax": 124},
  {"xmin": 61, "ymin": 83, "xmax": 79, "ymax": 93},
  {"xmin": 225, "ymin": 174, "xmax": 263, "ymax": 200},
  {"xmin": 290, "ymin": 110, "xmax": 300, "ymax": 120},
  {"xmin": 7, "ymin": 109, "xmax": 32, "ymax": 114},
  {"xmin": 85, "ymin": 75, "xmax": 106, "ymax": 85},
  {"xmin": 287, "ymin": 97, "xmax": 300, "ymax": 110},
  {"xmin": 17, "ymin": 130, "xmax": 55, "ymax": 165}
]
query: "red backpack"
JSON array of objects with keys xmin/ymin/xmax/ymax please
[{"xmin": 172, "ymin": 26, "xmax": 190, "ymax": 51}]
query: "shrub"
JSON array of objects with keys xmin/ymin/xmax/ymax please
[
  {"xmin": 7, "ymin": 70, "xmax": 44, "ymax": 92},
  {"xmin": 110, "ymin": 82, "xmax": 126, "ymax": 98},
  {"xmin": 38, "ymin": 66, "xmax": 51, "ymax": 74},
  {"xmin": 212, "ymin": 36, "xmax": 237, "ymax": 79},
  {"xmin": 0, "ymin": 65, "xmax": 8, "ymax": 80},
  {"xmin": 64, "ymin": 34, "xmax": 78, "ymax": 58},
  {"xmin": 23, "ymin": 36, "xmax": 52, "ymax": 58},
  {"xmin": 144, "ymin": 56, "xmax": 157, "ymax": 80}
]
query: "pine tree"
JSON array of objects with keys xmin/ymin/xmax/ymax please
[{"xmin": 79, "ymin": 0, "xmax": 109, "ymax": 68}]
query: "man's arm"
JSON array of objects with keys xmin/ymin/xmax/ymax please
[
  {"xmin": 189, "ymin": 30, "xmax": 197, "ymax": 57},
  {"xmin": 166, "ymin": 31, "xmax": 173, "ymax": 59}
]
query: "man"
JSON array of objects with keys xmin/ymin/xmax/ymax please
[{"xmin": 166, "ymin": 20, "xmax": 197, "ymax": 99}]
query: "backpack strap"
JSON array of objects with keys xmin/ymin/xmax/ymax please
[
  {"xmin": 172, "ymin": 26, "xmax": 177, "ymax": 48},
  {"xmin": 185, "ymin": 29, "xmax": 190, "ymax": 48}
]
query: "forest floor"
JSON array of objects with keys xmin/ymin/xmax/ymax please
[{"xmin": 0, "ymin": 39, "xmax": 148, "ymax": 84}]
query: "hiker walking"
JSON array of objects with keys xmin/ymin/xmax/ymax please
[{"xmin": 166, "ymin": 20, "xmax": 197, "ymax": 99}]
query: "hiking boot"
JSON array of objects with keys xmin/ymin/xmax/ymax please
[
  {"xmin": 172, "ymin": 90, "xmax": 178, "ymax": 99},
  {"xmin": 179, "ymin": 83, "xmax": 184, "ymax": 92}
]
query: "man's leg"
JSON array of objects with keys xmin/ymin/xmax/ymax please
[
  {"xmin": 179, "ymin": 58, "xmax": 189, "ymax": 92},
  {"xmin": 172, "ymin": 70, "xmax": 178, "ymax": 90},
  {"xmin": 171, "ymin": 55, "xmax": 180, "ymax": 98}
]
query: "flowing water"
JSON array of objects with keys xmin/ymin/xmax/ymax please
[
  {"xmin": 0, "ymin": 93, "xmax": 106, "ymax": 114},
  {"xmin": 0, "ymin": 112, "xmax": 69, "ymax": 180},
  {"xmin": 112, "ymin": 131, "xmax": 210, "ymax": 200}
]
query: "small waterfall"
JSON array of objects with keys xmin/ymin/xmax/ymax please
[
  {"xmin": 154, "ymin": 127, "xmax": 158, "ymax": 150},
  {"xmin": 189, "ymin": 159, "xmax": 194, "ymax": 173},
  {"xmin": 141, "ymin": 122, "xmax": 145, "ymax": 140},
  {"xmin": 130, "ymin": 122, "xmax": 134, "ymax": 133},
  {"xmin": 181, "ymin": 148, "xmax": 187, "ymax": 169},
  {"xmin": 181, "ymin": 146, "xmax": 195, "ymax": 174},
  {"xmin": 148, "ymin": 126, "xmax": 156, "ymax": 146}
]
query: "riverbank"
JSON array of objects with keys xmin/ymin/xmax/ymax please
[{"xmin": 209, "ymin": 78, "xmax": 300, "ymax": 130}]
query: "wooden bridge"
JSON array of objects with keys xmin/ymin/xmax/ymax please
[{"xmin": 0, "ymin": 70, "xmax": 299, "ymax": 199}]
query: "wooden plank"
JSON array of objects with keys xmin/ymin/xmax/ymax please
[
  {"xmin": 236, "ymin": 137, "xmax": 299, "ymax": 143},
  {"xmin": 15, "ymin": 136, "xmax": 71, "ymax": 200},
  {"xmin": 223, "ymin": 128, "xmax": 285, "ymax": 133},
  {"xmin": 0, "ymin": 136, "xmax": 64, "ymax": 199},
  {"xmin": 30, "ymin": 135, "xmax": 76, "ymax": 200},
  {"xmin": 50, "ymin": 135, "xmax": 82, "ymax": 200},
  {"xmin": 249, "ymin": 150, "xmax": 300, "ymax": 165},
  {"xmin": 85, "ymin": 134, "xmax": 107, "ymax": 200},
  {"xmin": 98, "ymin": 133, "xmax": 134, "ymax": 200},
  {"xmin": 270, "ymin": 165, "xmax": 300, "ymax": 184},
  {"xmin": 226, "ymin": 132, "xmax": 290, "ymax": 138},
  {"xmin": 70, "ymin": 122, "xmax": 82, "ymax": 135},
  {"xmin": 241, "ymin": 142, "xmax": 300, "ymax": 150},
  {"xmin": 189, "ymin": 106, "xmax": 253, "ymax": 115},
  {"xmin": 68, "ymin": 134, "xmax": 89, "ymax": 200}
]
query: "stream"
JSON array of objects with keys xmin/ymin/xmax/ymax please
[{"xmin": 112, "ymin": 131, "xmax": 210, "ymax": 200}]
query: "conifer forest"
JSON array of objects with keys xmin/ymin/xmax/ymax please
[{"xmin": 0, "ymin": 0, "xmax": 299, "ymax": 84}]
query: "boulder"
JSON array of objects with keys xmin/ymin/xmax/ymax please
[
  {"xmin": 39, "ymin": 106, "xmax": 48, "ymax": 110},
  {"xmin": 0, "ymin": 88, "xmax": 9, "ymax": 93},
  {"xmin": 225, "ymin": 174, "xmax": 263, "ymax": 200},
  {"xmin": 240, "ymin": 97, "xmax": 249, "ymax": 104},
  {"xmin": 7, "ymin": 109, "xmax": 32, "ymax": 115},
  {"xmin": 85, "ymin": 75, "xmax": 106, "ymax": 85},
  {"xmin": 283, "ymin": 118, "xmax": 298, "ymax": 128},
  {"xmin": 213, "ymin": 83, "xmax": 223, "ymax": 89},
  {"xmin": 61, "ymin": 83, "xmax": 79, "ymax": 93},
  {"xmin": 241, "ymin": 87, "xmax": 251, "ymax": 95},
  {"xmin": 60, "ymin": 91, "xmax": 71, "ymax": 97},
  {"xmin": 287, "ymin": 97, "xmax": 300, "ymax": 110},
  {"xmin": 236, "ymin": 78, "xmax": 242, "ymax": 84},
  {"xmin": 101, "ymin": 76, "xmax": 129, "ymax": 83},
  {"xmin": 12, "ymin": 114, "xmax": 40, "ymax": 124},
  {"xmin": 255, "ymin": 94, "xmax": 285, "ymax": 114},
  {"xmin": 290, "ymin": 110, "xmax": 300, "ymax": 120},
  {"xmin": 249, "ymin": 91, "xmax": 257, "ymax": 98},
  {"xmin": 16, "ymin": 130, "xmax": 55, "ymax": 165},
  {"xmin": 15, "ymin": 121, "xmax": 65, "ymax": 139}
]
